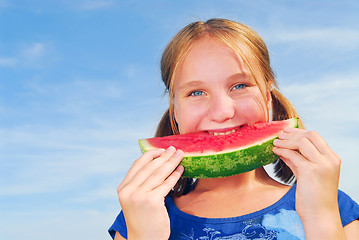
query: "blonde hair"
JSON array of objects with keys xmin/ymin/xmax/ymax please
[{"xmin": 156, "ymin": 18, "xmax": 304, "ymax": 196}]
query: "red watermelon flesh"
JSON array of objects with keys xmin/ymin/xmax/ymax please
[{"xmin": 139, "ymin": 118, "xmax": 298, "ymax": 178}]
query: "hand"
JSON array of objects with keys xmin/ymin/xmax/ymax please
[
  {"xmin": 117, "ymin": 146, "xmax": 184, "ymax": 240},
  {"xmin": 272, "ymin": 128, "xmax": 343, "ymax": 237}
]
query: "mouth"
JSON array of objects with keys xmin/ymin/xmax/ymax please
[{"xmin": 206, "ymin": 125, "xmax": 245, "ymax": 136}]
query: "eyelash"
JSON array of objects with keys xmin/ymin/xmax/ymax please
[
  {"xmin": 188, "ymin": 84, "xmax": 247, "ymax": 97},
  {"xmin": 189, "ymin": 90, "xmax": 204, "ymax": 96},
  {"xmin": 232, "ymin": 83, "xmax": 247, "ymax": 90}
]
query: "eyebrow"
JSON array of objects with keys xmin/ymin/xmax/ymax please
[
  {"xmin": 178, "ymin": 72, "xmax": 252, "ymax": 89},
  {"xmin": 178, "ymin": 80, "xmax": 204, "ymax": 90},
  {"xmin": 229, "ymin": 72, "xmax": 253, "ymax": 82}
]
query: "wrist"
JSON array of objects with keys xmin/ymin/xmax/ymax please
[{"xmin": 301, "ymin": 211, "xmax": 346, "ymax": 240}]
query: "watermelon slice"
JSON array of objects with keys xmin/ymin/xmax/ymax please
[{"xmin": 139, "ymin": 118, "xmax": 298, "ymax": 178}]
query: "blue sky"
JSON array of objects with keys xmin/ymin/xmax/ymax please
[{"xmin": 1, "ymin": 1, "xmax": 358, "ymax": 239}]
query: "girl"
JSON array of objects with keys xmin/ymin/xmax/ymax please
[{"xmin": 109, "ymin": 18, "xmax": 359, "ymax": 239}]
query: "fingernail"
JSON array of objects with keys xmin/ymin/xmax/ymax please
[
  {"xmin": 174, "ymin": 149, "xmax": 183, "ymax": 158},
  {"xmin": 176, "ymin": 165, "xmax": 184, "ymax": 173},
  {"xmin": 166, "ymin": 146, "xmax": 176, "ymax": 153},
  {"xmin": 283, "ymin": 127, "xmax": 293, "ymax": 132},
  {"xmin": 278, "ymin": 132, "xmax": 286, "ymax": 138}
]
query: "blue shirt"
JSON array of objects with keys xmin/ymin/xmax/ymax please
[{"xmin": 109, "ymin": 185, "xmax": 359, "ymax": 239}]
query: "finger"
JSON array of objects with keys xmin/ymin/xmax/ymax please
[
  {"xmin": 273, "ymin": 146, "xmax": 308, "ymax": 171},
  {"xmin": 153, "ymin": 164, "xmax": 184, "ymax": 197},
  {"xmin": 278, "ymin": 155, "xmax": 299, "ymax": 177},
  {"xmin": 278, "ymin": 128, "xmax": 307, "ymax": 141},
  {"xmin": 282, "ymin": 128, "xmax": 335, "ymax": 156},
  {"xmin": 304, "ymin": 131, "xmax": 340, "ymax": 159},
  {"xmin": 120, "ymin": 148, "xmax": 166, "ymax": 187},
  {"xmin": 282, "ymin": 127, "xmax": 307, "ymax": 134},
  {"xmin": 273, "ymin": 137, "xmax": 322, "ymax": 162},
  {"xmin": 128, "ymin": 146, "xmax": 177, "ymax": 188},
  {"xmin": 141, "ymin": 149, "xmax": 184, "ymax": 191}
]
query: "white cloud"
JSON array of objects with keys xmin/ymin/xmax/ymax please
[
  {"xmin": 0, "ymin": 113, "xmax": 151, "ymax": 197},
  {"xmin": 281, "ymin": 72, "xmax": 359, "ymax": 125},
  {"xmin": 1, "ymin": 208, "xmax": 117, "ymax": 240},
  {"xmin": 279, "ymin": 72, "xmax": 359, "ymax": 201},
  {"xmin": 0, "ymin": 75, "xmax": 159, "ymax": 196},
  {"xmin": 124, "ymin": 64, "xmax": 139, "ymax": 79},
  {"xmin": 0, "ymin": 42, "xmax": 52, "ymax": 68},
  {"xmin": 20, "ymin": 78, "xmax": 124, "ymax": 117},
  {"xmin": 70, "ymin": 185, "xmax": 117, "ymax": 203},
  {"xmin": 21, "ymin": 42, "xmax": 46, "ymax": 60},
  {"xmin": 0, "ymin": 0, "xmax": 8, "ymax": 7},
  {"xmin": 264, "ymin": 27, "xmax": 359, "ymax": 51},
  {"xmin": 0, "ymin": 56, "xmax": 17, "ymax": 67}
]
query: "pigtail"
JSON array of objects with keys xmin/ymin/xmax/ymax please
[
  {"xmin": 270, "ymin": 88, "xmax": 304, "ymax": 184},
  {"xmin": 155, "ymin": 109, "xmax": 175, "ymax": 137},
  {"xmin": 271, "ymin": 89, "xmax": 300, "ymax": 124},
  {"xmin": 171, "ymin": 177, "xmax": 197, "ymax": 197}
]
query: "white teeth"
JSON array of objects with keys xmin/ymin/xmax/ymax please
[{"xmin": 211, "ymin": 129, "xmax": 236, "ymax": 136}]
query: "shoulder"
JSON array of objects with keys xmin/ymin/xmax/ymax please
[
  {"xmin": 109, "ymin": 211, "xmax": 127, "ymax": 239},
  {"xmin": 338, "ymin": 189, "xmax": 358, "ymax": 204}
]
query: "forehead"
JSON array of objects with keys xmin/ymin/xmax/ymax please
[
  {"xmin": 172, "ymin": 36, "xmax": 267, "ymax": 93},
  {"xmin": 185, "ymin": 37, "xmax": 247, "ymax": 64},
  {"xmin": 176, "ymin": 37, "xmax": 252, "ymax": 82}
]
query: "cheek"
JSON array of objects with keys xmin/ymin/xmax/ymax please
[
  {"xmin": 236, "ymin": 95, "xmax": 268, "ymax": 122},
  {"xmin": 175, "ymin": 103, "xmax": 204, "ymax": 134}
]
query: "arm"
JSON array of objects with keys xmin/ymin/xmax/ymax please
[
  {"xmin": 345, "ymin": 220, "xmax": 359, "ymax": 239},
  {"xmin": 117, "ymin": 146, "xmax": 184, "ymax": 240},
  {"xmin": 273, "ymin": 128, "xmax": 356, "ymax": 240},
  {"xmin": 114, "ymin": 231, "xmax": 126, "ymax": 240}
]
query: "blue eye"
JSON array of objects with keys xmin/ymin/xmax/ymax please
[
  {"xmin": 233, "ymin": 84, "xmax": 246, "ymax": 90},
  {"xmin": 190, "ymin": 90, "xmax": 204, "ymax": 96}
]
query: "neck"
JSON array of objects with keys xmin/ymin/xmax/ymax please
[{"xmin": 194, "ymin": 167, "xmax": 278, "ymax": 193}]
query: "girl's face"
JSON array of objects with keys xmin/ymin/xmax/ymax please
[{"xmin": 173, "ymin": 37, "xmax": 271, "ymax": 135}]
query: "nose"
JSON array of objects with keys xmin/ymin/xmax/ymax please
[{"xmin": 207, "ymin": 92, "xmax": 235, "ymax": 123}]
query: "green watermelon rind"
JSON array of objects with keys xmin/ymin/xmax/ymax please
[
  {"xmin": 180, "ymin": 138, "xmax": 278, "ymax": 178},
  {"xmin": 139, "ymin": 118, "xmax": 298, "ymax": 179}
]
